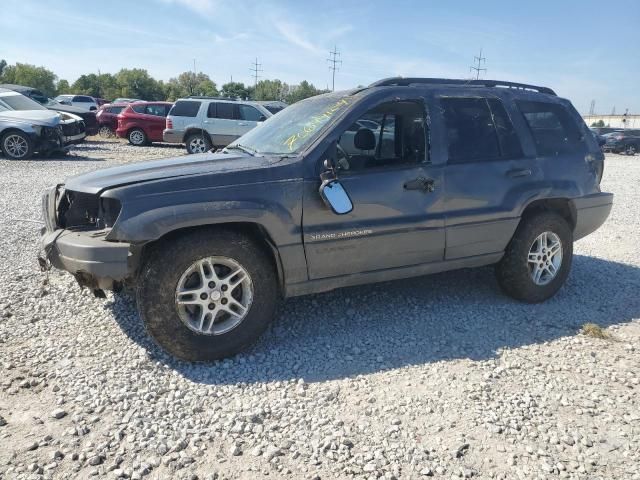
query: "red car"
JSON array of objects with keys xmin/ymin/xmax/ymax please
[
  {"xmin": 95, "ymin": 103, "xmax": 128, "ymax": 137},
  {"xmin": 115, "ymin": 101, "xmax": 173, "ymax": 146}
]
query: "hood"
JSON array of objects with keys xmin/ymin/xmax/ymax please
[
  {"xmin": 0, "ymin": 109, "xmax": 61, "ymax": 125},
  {"xmin": 65, "ymin": 151, "xmax": 280, "ymax": 194}
]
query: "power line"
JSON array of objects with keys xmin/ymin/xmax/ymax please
[
  {"xmin": 469, "ymin": 48, "xmax": 487, "ymax": 80},
  {"xmin": 327, "ymin": 46, "xmax": 342, "ymax": 91},
  {"xmin": 250, "ymin": 57, "xmax": 263, "ymax": 89}
]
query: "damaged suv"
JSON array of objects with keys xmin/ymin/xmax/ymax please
[{"xmin": 40, "ymin": 77, "xmax": 613, "ymax": 361}]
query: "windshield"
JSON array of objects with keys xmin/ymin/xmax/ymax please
[
  {"xmin": 1, "ymin": 94, "xmax": 47, "ymax": 111},
  {"xmin": 228, "ymin": 92, "xmax": 354, "ymax": 155}
]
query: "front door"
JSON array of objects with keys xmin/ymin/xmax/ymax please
[
  {"xmin": 302, "ymin": 99, "xmax": 446, "ymax": 279},
  {"xmin": 144, "ymin": 103, "xmax": 169, "ymax": 141}
]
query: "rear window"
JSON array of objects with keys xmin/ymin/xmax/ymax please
[
  {"xmin": 517, "ymin": 100, "xmax": 586, "ymax": 156},
  {"xmin": 170, "ymin": 100, "xmax": 201, "ymax": 117},
  {"xmin": 131, "ymin": 104, "xmax": 146, "ymax": 114},
  {"xmin": 109, "ymin": 106, "xmax": 125, "ymax": 114}
]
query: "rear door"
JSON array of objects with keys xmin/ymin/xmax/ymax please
[
  {"xmin": 434, "ymin": 94, "xmax": 540, "ymax": 259},
  {"xmin": 203, "ymin": 102, "xmax": 238, "ymax": 146},
  {"xmin": 144, "ymin": 103, "xmax": 169, "ymax": 141}
]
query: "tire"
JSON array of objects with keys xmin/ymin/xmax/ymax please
[
  {"xmin": 98, "ymin": 125, "xmax": 113, "ymax": 138},
  {"xmin": 1, "ymin": 130, "xmax": 34, "ymax": 160},
  {"xmin": 495, "ymin": 212, "xmax": 573, "ymax": 303},
  {"xmin": 625, "ymin": 145, "xmax": 636, "ymax": 156},
  {"xmin": 128, "ymin": 128, "xmax": 147, "ymax": 146},
  {"xmin": 137, "ymin": 229, "xmax": 279, "ymax": 361},
  {"xmin": 185, "ymin": 132, "xmax": 212, "ymax": 154}
]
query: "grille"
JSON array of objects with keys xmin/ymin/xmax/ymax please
[{"xmin": 61, "ymin": 121, "xmax": 86, "ymax": 136}]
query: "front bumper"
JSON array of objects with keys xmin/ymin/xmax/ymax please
[
  {"xmin": 41, "ymin": 228, "xmax": 132, "ymax": 290},
  {"xmin": 162, "ymin": 129, "xmax": 184, "ymax": 144},
  {"xmin": 573, "ymin": 192, "xmax": 614, "ymax": 241}
]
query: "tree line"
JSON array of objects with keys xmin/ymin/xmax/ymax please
[{"xmin": 0, "ymin": 60, "xmax": 330, "ymax": 104}]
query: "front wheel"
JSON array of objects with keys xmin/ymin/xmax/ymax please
[
  {"xmin": 1, "ymin": 131, "xmax": 34, "ymax": 160},
  {"xmin": 495, "ymin": 212, "xmax": 573, "ymax": 303},
  {"xmin": 625, "ymin": 145, "xmax": 637, "ymax": 156},
  {"xmin": 137, "ymin": 229, "xmax": 278, "ymax": 361},
  {"xmin": 185, "ymin": 133, "xmax": 212, "ymax": 154},
  {"xmin": 98, "ymin": 125, "xmax": 114, "ymax": 138}
]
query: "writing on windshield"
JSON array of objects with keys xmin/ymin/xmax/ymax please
[{"xmin": 283, "ymin": 98, "xmax": 351, "ymax": 151}]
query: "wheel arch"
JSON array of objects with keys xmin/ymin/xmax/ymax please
[
  {"xmin": 138, "ymin": 222, "xmax": 285, "ymax": 295},
  {"xmin": 520, "ymin": 198, "xmax": 577, "ymax": 231},
  {"xmin": 184, "ymin": 128, "xmax": 212, "ymax": 144}
]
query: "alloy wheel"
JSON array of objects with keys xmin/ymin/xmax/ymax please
[
  {"xmin": 189, "ymin": 137, "xmax": 207, "ymax": 153},
  {"xmin": 527, "ymin": 231, "xmax": 563, "ymax": 286},
  {"xmin": 175, "ymin": 256, "xmax": 254, "ymax": 335},
  {"xmin": 4, "ymin": 134, "xmax": 29, "ymax": 158}
]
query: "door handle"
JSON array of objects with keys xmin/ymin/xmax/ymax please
[
  {"xmin": 404, "ymin": 176, "xmax": 435, "ymax": 192},
  {"xmin": 506, "ymin": 168, "xmax": 532, "ymax": 178}
]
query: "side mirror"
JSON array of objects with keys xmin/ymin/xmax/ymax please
[
  {"xmin": 259, "ymin": 115, "xmax": 267, "ymax": 122},
  {"xmin": 319, "ymin": 179, "xmax": 353, "ymax": 215}
]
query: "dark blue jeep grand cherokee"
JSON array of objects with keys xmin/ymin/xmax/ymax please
[{"xmin": 40, "ymin": 77, "xmax": 613, "ymax": 361}]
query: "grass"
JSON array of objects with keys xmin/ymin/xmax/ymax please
[{"xmin": 581, "ymin": 323, "xmax": 613, "ymax": 340}]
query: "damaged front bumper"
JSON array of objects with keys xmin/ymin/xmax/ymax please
[{"xmin": 40, "ymin": 228, "xmax": 133, "ymax": 291}]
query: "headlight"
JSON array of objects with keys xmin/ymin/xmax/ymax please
[{"xmin": 99, "ymin": 197, "xmax": 122, "ymax": 228}]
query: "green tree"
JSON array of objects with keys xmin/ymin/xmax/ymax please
[
  {"xmin": 165, "ymin": 72, "xmax": 218, "ymax": 100},
  {"xmin": 0, "ymin": 59, "xmax": 6, "ymax": 78},
  {"xmin": 591, "ymin": 119, "xmax": 605, "ymax": 128},
  {"xmin": 56, "ymin": 79, "xmax": 70, "ymax": 95},
  {"xmin": 114, "ymin": 68, "xmax": 164, "ymax": 101},
  {"xmin": 284, "ymin": 80, "xmax": 328, "ymax": 104},
  {"xmin": 0, "ymin": 62, "xmax": 57, "ymax": 96},
  {"xmin": 253, "ymin": 79, "xmax": 287, "ymax": 101},
  {"xmin": 220, "ymin": 81, "xmax": 250, "ymax": 99}
]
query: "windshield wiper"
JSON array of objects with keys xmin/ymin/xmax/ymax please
[{"xmin": 225, "ymin": 144, "xmax": 256, "ymax": 156}]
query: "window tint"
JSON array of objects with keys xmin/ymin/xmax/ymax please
[
  {"xmin": 441, "ymin": 97, "xmax": 500, "ymax": 163},
  {"xmin": 207, "ymin": 103, "xmax": 216, "ymax": 118},
  {"xmin": 145, "ymin": 104, "xmax": 168, "ymax": 117},
  {"xmin": 238, "ymin": 104, "xmax": 263, "ymax": 121},
  {"xmin": 337, "ymin": 101, "xmax": 425, "ymax": 171},
  {"xmin": 109, "ymin": 106, "xmax": 125, "ymax": 114},
  {"xmin": 487, "ymin": 99, "xmax": 523, "ymax": 159},
  {"xmin": 131, "ymin": 104, "xmax": 146, "ymax": 114},
  {"xmin": 215, "ymin": 102, "xmax": 235, "ymax": 120},
  {"xmin": 517, "ymin": 100, "xmax": 585, "ymax": 156},
  {"xmin": 170, "ymin": 100, "xmax": 201, "ymax": 117},
  {"xmin": 74, "ymin": 96, "xmax": 93, "ymax": 102}
]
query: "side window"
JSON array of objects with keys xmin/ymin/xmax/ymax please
[
  {"xmin": 216, "ymin": 102, "xmax": 235, "ymax": 120},
  {"xmin": 169, "ymin": 100, "xmax": 201, "ymax": 117},
  {"xmin": 441, "ymin": 97, "xmax": 501, "ymax": 163},
  {"xmin": 74, "ymin": 96, "xmax": 92, "ymax": 103},
  {"xmin": 207, "ymin": 103, "xmax": 217, "ymax": 118},
  {"xmin": 145, "ymin": 104, "xmax": 167, "ymax": 117},
  {"xmin": 487, "ymin": 99, "xmax": 523, "ymax": 159},
  {"xmin": 110, "ymin": 106, "xmax": 125, "ymax": 114},
  {"xmin": 337, "ymin": 100, "xmax": 425, "ymax": 171},
  {"xmin": 131, "ymin": 104, "xmax": 146, "ymax": 114},
  {"xmin": 238, "ymin": 104, "xmax": 263, "ymax": 121},
  {"xmin": 517, "ymin": 100, "xmax": 586, "ymax": 156}
]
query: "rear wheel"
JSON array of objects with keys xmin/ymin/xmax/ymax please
[
  {"xmin": 185, "ymin": 133, "xmax": 212, "ymax": 154},
  {"xmin": 137, "ymin": 229, "xmax": 278, "ymax": 361},
  {"xmin": 1, "ymin": 131, "xmax": 34, "ymax": 160},
  {"xmin": 495, "ymin": 212, "xmax": 573, "ymax": 303},
  {"xmin": 128, "ymin": 128, "xmax": 147, "ymax": 146},
  {"xmin": 625, "ymin": 145, "xmax": 637, "ymax": 155}
]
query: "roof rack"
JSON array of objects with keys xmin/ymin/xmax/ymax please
[
  {"xmin": 369, "ymin": 77, "xmax": 556, "ymax": 96},
  {"xmin": 187, "ymin": 95, "xmax": 237, "ymax": 101}
]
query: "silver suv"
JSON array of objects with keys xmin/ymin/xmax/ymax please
[{"xmin": 163, "ymin": 97, "xmax": 272, "ymax": 154}]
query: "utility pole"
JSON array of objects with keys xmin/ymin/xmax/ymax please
[
  {"xmin": 469, "ymin": 48, "xmax": 487, "ymax": 80},
  {"xmin": 327, "ymin": 46, "xmax": 342, "ymax": 91},
  {"xmin": 589, "ymin": 99, "xmax": 596, "ymax": 116},
  {"xmin": 250, "ymin": 58, "xmax": 263, "ymax": 90}
]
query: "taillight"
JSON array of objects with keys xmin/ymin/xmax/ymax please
[{"xmin": 166, "ymin": 118, "xmax": 173, "ymax": 129}]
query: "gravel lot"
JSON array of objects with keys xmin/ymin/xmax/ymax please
[{"xmin": 0, "ymin": 139, "xmax": 639, "ymax": 480}]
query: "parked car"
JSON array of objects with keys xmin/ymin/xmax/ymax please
[
  {"xmin": 112, "ymin": 98, "xmax": 142, "ymax": 104},
  {"xmin": 0, "ymin": 102, "xmax": 64, "ymax": 160},
  {"xmin": 255, "ymin": 100, "xmax": 288, "ymax": 114},
  {"xmin": 95, "ymin": 103, "xmax": 128, "ymax": 137},
  {"xmin": 163, "ymin": 97, "xmax": 272, "ymax": 154},
  {"xmin": 94, "ymin": 97, "xmax": 109, "ymax": 107},
  {"xmin": 40, "ymin": 77, "xmax": 613, "ymax": 361},
  {"xmin": 602, "ymin": 130, "xmax": 640, "ymax": 155},
  {"xmin": 0, "ymin": 84, "xmax": 99, "ymax": 135},
  {"xmin": 115, "ymin": 101, "xmax": 173, "ymax": 145},
  {"xmin": 0, "ymin": 88, "xmax": 86, "ymax": 146},
  {"xmin": 54, "ymin": 94, "xmax": 98, "ymax": 111}
]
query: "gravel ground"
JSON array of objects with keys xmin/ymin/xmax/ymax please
[{"xmin": 0, "ymin": 139, "xmax": 639, "ymax": 480}]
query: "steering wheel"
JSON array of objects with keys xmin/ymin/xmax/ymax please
[{"xmin": 336, "ymin": 142, "xmax": 351, "ymax": 170}]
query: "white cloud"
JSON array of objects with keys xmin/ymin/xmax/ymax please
[{"xmin": 273, "ymin": 20, "xmax": 324, "ymax": 56}]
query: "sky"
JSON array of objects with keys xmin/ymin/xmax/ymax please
[{"xmin": 0, "ymin": 0, "xmax": 638, "ymax": 113}]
